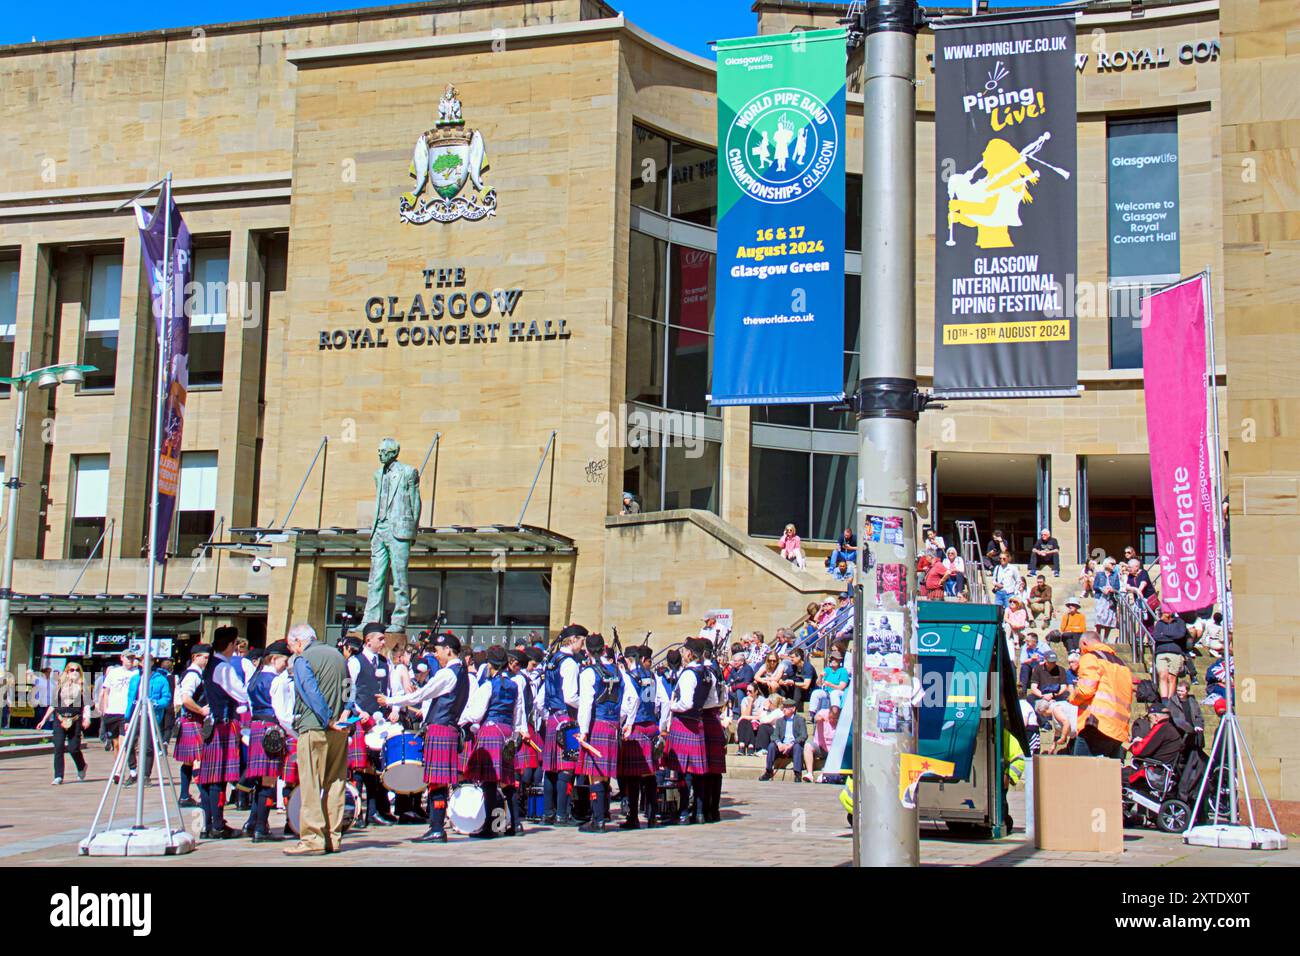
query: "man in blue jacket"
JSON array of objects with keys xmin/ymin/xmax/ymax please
[{"xmin": 124, "ymin": 659, "xmax": 173, "ymax": 785}]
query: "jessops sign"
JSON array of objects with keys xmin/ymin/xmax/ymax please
[{"xmin": 318, "ymin": 265, "xmax": 568, "ymax": 351}]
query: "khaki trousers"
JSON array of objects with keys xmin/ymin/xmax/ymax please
[{"xmin": 295, "ymin": 728, "xmax": 349, "ymax": 851}]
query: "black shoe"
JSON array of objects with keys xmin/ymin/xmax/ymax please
[
  {"xmin": 352, "ymin": 815, "xmax": 369, "ymax": 829},
  {"xmin": 678, "ymin": 812, "xmax": 696, "ymax": 825},
  {"xmin": 578, "ymin": 820, "xmax": 608, "ymax": 834},
  {"xmin": 201, "ymin": 825, "xmax": 242, "ymax": 840},
  {"xmin": 542, "ymin": 815, "xmax": 558, "ymax": 826},
  {"xmin": 367, "ymin": 813, "xmax": 394, "ymax": 827},
  {"xmin": 178, "ymin": 796, "xmax": 198, "ymax": 808},
  {"xmin": 792, "ymin": 777, "xmax": 803, "ymax": 784},
  {"xmin": 398, "ymin": 812, "xmax": 427, "ymax": 825},
  {"xmin": 758, "ymin": 772, "xmax": 774, "ymax": 781},
  {"xmin": 242, "ymin": 819, "xmax": 256, "ymax": 836},
  {"xmin": 618, "ymin": 818, "xmax": 640, "ymax": 830},
  {"xmin": 413, "ymin": 829, "xmax": 448, "ymax": 843},
  {"xmin": 375, "ymin": 812, "xmax": 400, "ymax": 825},
  {"xmin": 252, "ymin": 830, "xmax": 284, "ymax": 843}
]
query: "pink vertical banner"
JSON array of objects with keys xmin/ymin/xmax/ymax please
[{"xmin": 1141, "ymin": 277, "xmax": 1218, "ymax": 612}]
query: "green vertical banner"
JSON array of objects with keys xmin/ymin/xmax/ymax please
[{"xmin": 712, "ymin": 29, "xmax": 847, "ymax": 405}]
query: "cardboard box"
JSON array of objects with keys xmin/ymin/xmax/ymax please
[{"xmin": 1032, "ymin": 755, "xmax": 1124, "ymax": 853}]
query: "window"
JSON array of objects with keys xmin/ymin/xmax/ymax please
[
  {"xmin": 82, "ymin": 254, "xmax": 122, "ymax": 391},
  {"xmin": 189, "ymin": 246, "xmax": 228, "ymax": 388},
  {"xmin": 0, "ymin": 456, "xmax": 5, "ymax": 515},
  {"xmin": 748, "ymin": 447, "xmax": 856, "ymax": 542},
  {"xmin": 631, "ymin": 126, "xmax": 670, "ymax": 214},
  {"xmin": 176, "ymin": 451, "xmax": 217, "ymax": 556},
  {"xmin": 631, "ymin": 124, "xmax": 718, "ymax": 227},
  {"xmin": 0, "ymin": 258, "xmax": 17, "ymax": 395},
  {"xmin": 1108, "ymin": 283, "xmax": 1149, "ymax": 370},
  {"xmin": 69, "ymin": 454, "xmax": 109, "ymax": 559}
]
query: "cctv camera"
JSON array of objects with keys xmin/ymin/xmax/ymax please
[{"xmin": 251, "ymin": 557, "xmax": 264, "ymax": 572}]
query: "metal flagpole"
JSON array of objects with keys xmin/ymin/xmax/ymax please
[{"xmin": 852, "ymin": 0, "xmax": 926, "ymax": 868}]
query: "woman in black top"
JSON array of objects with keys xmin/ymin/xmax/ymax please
[{"xmin": 36, "ymin": 663, "xmax": 91, "ymax": 784}]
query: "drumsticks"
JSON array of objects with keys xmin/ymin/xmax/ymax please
[
  {"xmin": 523, "ymin": 736, "xmax": 543, "ymax": 754},
  {"xmin": 578, "ymin": 738, "xmax": 604, "ymax": 760}
]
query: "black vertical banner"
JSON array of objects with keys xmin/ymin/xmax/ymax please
[{"xmin": 933, "ymin": 15, "xmax": 1077, "ymax": 399}]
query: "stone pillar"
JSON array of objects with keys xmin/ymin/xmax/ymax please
[
  {"xmin": 720, "ymin": 405, "xmax": 750, "ymax": 530},
  {"xmin": 215, "ymin": 229, "xmax": 264, "ymax": 531},
  {"xmin": 7, "ymin": 241, "xmax": 55, "ymax": 559},
  {"xmin": 1050, "ymin": 452, "xmax": 1080, "ymax": 565}
]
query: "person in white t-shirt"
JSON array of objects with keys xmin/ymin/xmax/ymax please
[{"xmin": 97, "ymin": 652, "xmax": 138, "ymax": 754}]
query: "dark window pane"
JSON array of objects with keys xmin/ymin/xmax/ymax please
[
  {"xmin": 83, "ymin": 254, "xmax": 122, "ymax": 392},
  {"xmin": 664, "ymin": 440, "xmax": 720, "ymax": 514},
  {"xmin": 749, "ymin": 446, "xmax": 809, "ymax": 538},
  {"xmin": 406, "ymin": 571, "xmax": 443, "ymax": 629},
  {"xmin": 844, "ymin": 273, "xmax": 861, "ymax": 354},
  {"xmin": 624, "ymin": 443, "xmax": 663, "ymax": 514},
  {"xmin": 69, "ymin": 517, "xmax": 106, "ymax": 560},
  {"xmin": 176, "ymin": 510, "xmax": 215, "ymax": 558},
  {"xmin": 625, "ymin": 316, "xmax": 665, "ymax": 407},
  {"xmin": 813, "ymin": 353, "xmax": 857, "ymax": 430},
  {"xmin": 631, "ymin": 125, "xmax": 670, "ymax": 214},
  {"xmin": 1109, "ymin": 284, "xmax": 1146, "ymax": 369},
  {"xmin": 812, "ymin": 453, "xmax": 856, "ymax": 541},
  {"xmin": 500, "ymin": 571, "xmax": 551, "ymax": 628},
  {"xmin": 331, "ymin": 570, "xmax": 369, "ymax": 628},
  {"xmin": 753, "ymin": 404, "xmax": 812, "ymax": 428},
  {"xmin": 189, "ymin": 247, "xmax": 228, "ymax": 387},
  {"xmin": 670, "ymin": 142, "xmax": 718, "ymax": 227},
  {"xmin": 443, "ymin": 570, "xmax": 496, "ymax": 627},
  {"xmin": 666, "ymin": 323, "xmax": 712, "ymax": 414},
  {"xmin": 846, "ymin": 175, "xmax": 862, "ymax": 253},
  {"xmin": 629, "ymin": 231, "xmax": 666, "ymax": 321},
  {"xmin": 189, "ymin": 328, "xmax": 225, "ymax": 388},
  {"xmin": 0, "ymin": 259, "xmax": 16, "ymax": 396}
]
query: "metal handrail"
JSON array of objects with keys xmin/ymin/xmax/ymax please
[{"xmin": 1114, "ymin": 590, "xmax": 1152, "ymax": 674}]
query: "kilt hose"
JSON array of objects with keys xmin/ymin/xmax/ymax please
[
  {"xmin": 422, "ymin": 723, "xmax": 462, "ymax": 787},
  {"xmin": 618, "ymin": 721, "xmax": 661, "ymax": 778},
  {"xmin": 463, "ymin": 722, "xmax": 515, "ymax": 785},
  {"xmin": 281, "ymin": 736, "xmax": 300, "ymax": 787},
  {"xmin": 575, "ymin": 718, "xmax": 621, "ymax": 780},
  {"xmin": 173, "ymin": 717, "xmax": 204, "ymax": 764},
  {"xmin": 702, "ymin": 709, "xmax": 728, "ymax": 775},
  {"xmin": 542, "ymin": 712, "xmax": 578, "ymax": 774},
  {"xmin": 196, "ymin": 720, "xmax": 242, "ymax": 785},
  {"xmin": 664, "ymin": 715, "xmax": 710, "ymax": 777},
  {"xmin": 245, "ymin": 719, "xmax": 286, "ymax": 778}
]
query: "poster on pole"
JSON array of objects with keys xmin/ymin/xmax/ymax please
[
  {"xmin": 933, "ymin": 15, "xmax": 1078, "ymax": 399},
  {"xmin": 712, "ymin": 28, "xmax": 846, "ymax": 406},
  {"xmin": 1141, "ymin": 275, "xmax": 1218, "ymax": 613},
  {"xmin": 134, "ymin": 180, "xmax": 193, "ymax": 562}
]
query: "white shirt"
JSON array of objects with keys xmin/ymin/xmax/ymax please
[
  {"xmin": 458, "ymin": 672, "xmax": 527, "ymax": 732},
  {"xmin": 348, "ymin": 650, "xmax": 399, "ymax": 715},
  {"xmin": 178, "ymin": 668, "xmax": 205, "ymax": 714},
  {"xmin": 270, "ymin": 670, "xmax": 297, "ymax": 737},
  {"xmin": 577, "ymin": 658, "xmax": 625, "ymax": 734},
  {"xmin": 102, "ymin": 665, "xmax": 134, "ymax": 715},
  {"xmin": 992, "ymin": 563, "xmax": 1022, "ymax": 593},
  {"xmin": 619, "ymin": 669, "xmax": 668, "ymax": 733},
  {"xmin": 385, "ymin": 659, "xmax": 461, "ymax": 709},
  {"xmin": 211, "ymin": 653, "xmax": 251, "ymax": 707},
  {"xmin": 542, "ymin": 652, "xmax": 580, "ymax": 712},
  {"xmin": 667, "ymin": 665, "xmax": 706, "ymax": 732}
]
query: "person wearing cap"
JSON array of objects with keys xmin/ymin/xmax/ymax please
[
  {"xmin": 1125, "ymin": 701, "xmax": 1183, "ymax": 766},
  {"xmin": 620, "ymin": 491, "xmax": 640, "ymax": 515},
  {"xmin": 696, "ymin": 638, "xmax": 728, "ymax": 822},
  {"xmin": 539, "ymin": 624, "xmax": 586, "ymax": 826},
  {"xmin": 242, "ymin": 640, "xmax": 293, "ymax": 842},
  {"xmin": 1046, "ymin": 597, "xmax": 1087, "ymax": 655},
  {"xmin": 663, "ymin": 637, "xmax": 713, "ymax": 824},
  {"xmin": 344, "ymin": 622, "xmax": 400, "ymax": 827},
  {"xmin": 197, "ymin": 625, "xmax": 252, "ymax": 840},
  {"xmin": 574, "ymin": 633, "xmax": 624, "ymax": 833},
  {"xmin": 1004, "ymin": 595, "xmax": 1030, "ymax": 660},
  {"xmin": 459, "ymin": 644, "xmax": 528, "ymax": 837},
  {"xmin": 1028, "ymin": 649, "xmax": 1068, "ymax": 708},
  {"xmin": 173, "ymin": 644, "xmax": 211, "ymax": 807},
  {"xmin": 617, "ymin": 645, "xmax": 666, "ymax": 829},
  {"xmin": 378, "ymin": 631, "xmax": 469, "ymax": 844},
  {"xmin": 1068, "ymin": 631, "xmax": 1133, "ymax": 759}
]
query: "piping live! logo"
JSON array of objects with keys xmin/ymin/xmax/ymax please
[{"xmin": 49, "ymin": 887, "xmax": 152, "ymax": 936}]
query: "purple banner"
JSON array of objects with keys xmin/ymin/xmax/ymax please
[
  {"xmin": 1140, "ymin": 276, "xmax": 1218, "ymax": 612},
  {"xmin": 134, "ymin": 180, "xmax": 192, "ymax": 562}
]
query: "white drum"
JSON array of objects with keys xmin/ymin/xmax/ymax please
[
  {"xmin": 447, "ymin": 783, "xmax": 486, "ymax": 835},
  {"xmin": 286, "ymin": 782, "xmax": 358, "ymax": 836}
]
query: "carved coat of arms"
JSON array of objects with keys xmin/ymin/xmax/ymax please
[{"xmin": 400, "ymin": 85, "xmax": 497, "ymax": 224}]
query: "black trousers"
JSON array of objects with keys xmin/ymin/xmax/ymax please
[
  {"xmin": 1029, "ymin": 553, "xmax": 1060, "ymax": 574},
  {"xmin": 52, "ymin": 722, "xmax": 87, "ymax": 779},
  {"xmin": 738, "ymin": 721, "xmax": 773, "ymax": 750}
]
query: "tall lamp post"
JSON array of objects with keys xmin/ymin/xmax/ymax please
[{"xmin": 0, "ymin": 353, "xmax": 96, "ymax": 678}]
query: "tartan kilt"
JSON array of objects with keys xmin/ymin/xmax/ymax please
[
  {"xmin": 282, "ymin": 737, "xmax": 300, "ymax": 786},
  {"xmin": 422, "ymin": 724, "xmax": 462, "ymax": 787},
  {"xmin": 463, "ymin": 723, "xmax": 515, "ymax": 784},
  {"xmin": 245, "ymin": 719, "xmax": 286, "ymax": 778},
  {"xmin": 576, "ymin": 718, "xmax": 621, "ymax": 780},
  {"xmin": 173, "ymin": 718, "xmax": 204, "ymax": 764},
  {"xmin": 702, "ymin": 709, "xmax": 728, "ymax": 775},
  {"xmin": 196, "ymin": 720, "xmax": 242, "ymax": 784},
  {"xmin": 348, "ymin": 722, "xmax": 370, "ymax": 772},
  {"xmin": 542, "ymin": 712, "xmax": 578, "ymax": 774},
  {"xmin": 618, "ymin": 721, "xmax": 661, "ymax": 778},
  {"xmin": 514, "ymin": 731, "xmax": 541, "ymax": 772},
  {"xmin": 664, "ymin": 716, "xmax": 709, "ymax": 776}
]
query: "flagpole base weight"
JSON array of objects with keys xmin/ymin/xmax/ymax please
[
  {"xmin": 1183, "ymin": 824, "xmax": 1287, "ymax": 851},
  {"xmin": 78, "ymin": 826, "xmax": 196, "ymax": 857}
]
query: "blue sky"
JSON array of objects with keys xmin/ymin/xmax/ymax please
[{"xmin": 3, "ymin": 1, "xmax": 1071, "ymax": 55}]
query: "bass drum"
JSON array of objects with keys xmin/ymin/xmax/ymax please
[
  {"xmin": 447, "ymin": 783, "xmax": 486, "ymax": 835},
  {"xmin": 286, "ymin": 782, "xmax": 359, "ymax": 836}
]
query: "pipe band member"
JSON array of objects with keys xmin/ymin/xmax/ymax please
[
  {"xmin": 459, "ymin": 644, "xmax": 528, "ymax": 836},
  {"xmin": 344, "ymin": 623, "xmax": 401, "ymax": 827},
  {"xmin": 664, "ymin": 638, "xmax": 713, "ymax": 825},
  {"xmin": 244, "ymin": 640, "xmax": 293, "ymax": 842},
  {"xmin": 618, "ymin": 644, "xmax": 667, "ymax": 830},
  {"xmin": 197, "ymin": 625, "xmax": 251, "ymax": 840},
  {"xmin": 541, "ymin": 624, "xmax": 586, "ymax": 826},
  {"xmin": 174, "ymin": 643, "xmax": 212, "ymax": 807},
  {"xmin": 575, "ymin": 633, "xmax": 625, "ymax": 834},
  {"xmin": 698, "ymin": 638, "xmax": 728, "ymax": 823},
  {"xmin": 379, "ymin": 631, "xmax": 468, "ymax": 844}
]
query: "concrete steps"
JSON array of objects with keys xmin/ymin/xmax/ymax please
[{"xmin": 0, "ymin": 732, "xmax": 54, "ymax": 760}]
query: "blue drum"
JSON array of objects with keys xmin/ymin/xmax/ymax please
[
  {"xmin": 381, "ymin": 733, "xmax": 425, "ymax": 793},
  {"xmin": 560, "ymin": 722, "xmax": 582, "ymax": 761}
]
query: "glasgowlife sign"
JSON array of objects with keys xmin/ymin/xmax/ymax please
[{"xmin": 318, "ymin": 265, "xmax": 568, "ymax": 350}]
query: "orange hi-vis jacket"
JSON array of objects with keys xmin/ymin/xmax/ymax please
[{"xmin": 1068, "ymin": 642, "xmax": 1133, "ymax": 742}]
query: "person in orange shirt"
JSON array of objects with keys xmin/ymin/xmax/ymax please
[
  {"xmin": 1068, "ymin": 632, "xmax": 1133, "ymax": 759},
  {"xmin": 1047, "ymin": 596, "xmax": 1088, "ymax": 655}
]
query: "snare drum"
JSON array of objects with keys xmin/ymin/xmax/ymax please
[
  {"xmin": 285, "ymin": 782, "xmax": 359, "ymax": 835},
  {"xmin": 448, "ymin": 782, "xmax": 486, "ymax": 835},
  {"xmin": 381, "ymin": 733, "xmax": 425, "ymax": 794},
  {"xmin": 524, "ymin": 785, "xmax": 545, "ymax": 822}
]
